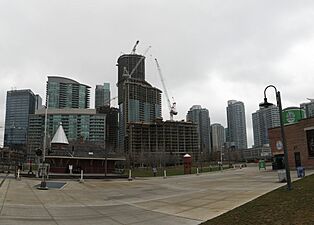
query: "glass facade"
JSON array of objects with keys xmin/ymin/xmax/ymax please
[
  {"xmin": 128, "ymin": 99, "xmax": 140, "ymax": 122},
  {"xmin": 252, "ymin": 105, "xmax": 280, "ymax": 147},
  {"xmin": 186, "ymin": 105, "xmax": 211, "ymax": 156},
  {"xmin": 27, "ymin": 109, "xmax": 105, "ymax": 159},
  {"xmin": 47, "ymin": 81, "xmax": 60, "ymax": 108},
  {"xmin": 4, "ymin": 89, "xmax": 36, "ymax": 149},
  {"xmin": 226, "ymin": 100, "xmax": 248, "ymax": 149},
  {"xmin": 95, "ymin": 83, "xmax": 111, "ymax": 108},
  {"xmin": 144, "ymin": 103, "xmax": 151, "ymax": 122},
  {"xmin": 46, "ymin": 76, "xmax": 90, "ymax": 109}
]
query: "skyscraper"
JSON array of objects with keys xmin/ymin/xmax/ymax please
[
  {"xmin": 116, "ymin": 53, "xmax": 161, "ymax": 151},
  {"xmin": 46, "ymin": 76, "xmax": 90, "ymax": 109},
  {"xmin": 95, "ymin": 83, "xmax": 110, "ymax": 109},
  {"xmin": 300, "ymin": 99, "xmax": 314, "ymax": 118},
  {"xmin": 186, "ymin": 105, "xmax": 211, "ymax": 157},
  {"xmin": 226, "ymin": 100, "xmax": 247, "ymax": 149},
  {"xmin": 96, "ymin": 106, "xmax": 119, "ymax": 152},
  {"xmin": 252, "ymin": 105, "xmax": 280, "ymax": 147},
  {"xmin": 211, "ymin": 123, "xmax": 225, "ymax": 152},
  {"xmin": 4, "ymin": 89, "xmax": 36, "ymax": 149},
  {"xmin": 35, "ymin": 94, "xmax": 43, "ymax": 110}
]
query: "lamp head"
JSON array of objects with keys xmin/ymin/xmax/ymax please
[{"xmin": 259, "ymin": 97, "xmax": 274, "ymax": 108}]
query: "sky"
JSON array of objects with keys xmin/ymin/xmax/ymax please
[{"xmin": 1, "ymin": 0, "xmax": 314, "ymax": 148}]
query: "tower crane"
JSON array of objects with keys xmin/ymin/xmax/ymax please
[
  {"xmin": 129, "ymin": 43, "xmax": 151, "ymax": 78},
  {"xmin": 307, "ymin": 98, "xmax": 314, "ymax": 102},
  {"xmin": 122, "ymin": 41, "xmax": 151, "ymax": 80},
  {"xmin": 131, "ymin": 40, "xmax": 139, "ymax": 54},
  {"xmin": 110, "ymin": 96, "xmax": 118, "ymax": 102},
  {"xmin": 155, "ymin": 58, "xmax": 177, "ymax": 121}
]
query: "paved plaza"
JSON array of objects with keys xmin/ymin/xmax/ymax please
[{"xmin": 0, "ymin": 165, "xmax": 307, "ymax": 225}]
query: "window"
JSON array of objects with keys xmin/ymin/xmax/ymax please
[{"xmin": 306, "ymin": 129, "xmax": 314, "ymax": 157}]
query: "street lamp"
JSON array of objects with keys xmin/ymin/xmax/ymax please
[
  {"xmin": 38, "ymin": 95, "xmax": 49, "ymax": 190},
  {"xmin": 259, "ymin": 85, "xmax": 292, "ymax": 190},
  {"xmin": 104, "ymin": 114, "xmax": 108, "ymax": 177}
]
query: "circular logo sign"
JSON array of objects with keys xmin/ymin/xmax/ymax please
[
  {"xmin": 286, "ymin": 111, "xmax": 296, "ymax": 123},
  {"xmin": 276, "ymin": 140, "xmax": 283, "ymax": 150}
]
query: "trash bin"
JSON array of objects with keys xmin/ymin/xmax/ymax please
[
  {"xmin": 296, "ymin": 166, "xmax": 305, "ymax": 178},
  {"xmin": 259, "ymin": 160, "xmax": 266, "ymax": 170},
  {"xmin": 278, "ymin": 169, "xmax": 287, "ymax": 182}
]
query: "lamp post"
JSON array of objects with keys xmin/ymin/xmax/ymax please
[
  {"xmin": 104, "ymin": 114, "xmax": 107, "ymax": 177},
  {"xmin": 259, "ymin": 85, "xmax": 292, "ymax": 190},
  {"xmin": 38, "ymin": 95, "xmax": 49, "ymax": 190},
  {"xmin": 220, "ymin": 146, "xmax": 223, "ymax": 171}
]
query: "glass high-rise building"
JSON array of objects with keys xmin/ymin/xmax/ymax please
[
  {"xmin": 4, "ymin": 89, "xmax": 36, "ymax": 149},
  {"xmin": 301, "ymin": 99, "xmax": 314, "ymax": 118},
  {"xmin": 186, "ymin": 105, "xmax": 211, "ymax": 157},
  {"xmin": 252, "ymin": 105, "xmax": 280, "ymax": 147},
  {"xmin": 95, "ymin": 83, "xmax": 110, "ymax": 109},
  {"xmin": 46, "ymin": 76, "xmax": 90, "ymax": 109},
  {"xmin": 27, "ymin": 108, "xmax": 105, "ymax": 159},
  {"xmin": 226, "ymin": 100, "xmax": 248, "ymax": 149},
  {"xmin": 35, "ymin": 94, "xmax": 43, "ymax": 110},
  {"xmin": 211, "ymin": 123, "xmax": 225, "ymax": 152}
]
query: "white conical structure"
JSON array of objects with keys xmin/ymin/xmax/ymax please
[{"xmin": 51, "ymin": 122, "xmax": 69, "ymax": 145}]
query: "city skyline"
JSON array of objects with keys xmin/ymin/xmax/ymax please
[{"xmin": 1, "ymin": 1, "xmax": 314, "ymax": 147}]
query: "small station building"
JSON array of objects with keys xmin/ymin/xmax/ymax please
[
  {"xmin": 46, "ymin": 123, "xmax": 125, "ymax": 174},
  {"xmin": 268, "ymin": 117, "xmax": 314, "ymax": 169}
]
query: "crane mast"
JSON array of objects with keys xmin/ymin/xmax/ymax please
[{"xmin": 155, "ymin": 58, "xmax": 177, "ymax": 121}]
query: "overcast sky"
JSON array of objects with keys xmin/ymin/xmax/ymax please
[{"xmin": 1, "ymin": 0, "xmax": 314, "ymax": 147}]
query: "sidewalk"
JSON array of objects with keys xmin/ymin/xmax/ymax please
[{"xmin": 0, "ymin": 166, "xmax": 309, "ymax": 225}]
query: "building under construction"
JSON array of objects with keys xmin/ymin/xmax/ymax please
[
  {"xmin": 117, "ymin": 42, "xmax": 200, "ymax": 165},
  {"xmin": 116, "ymin": 52, "xmax": 162, "ymax": 152},
  {"xmin": 126, "ymin": 119, "xmax": 199, "ymax": 166}
]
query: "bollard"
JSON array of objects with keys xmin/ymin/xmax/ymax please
[
  {"xmin": 128, "ymin": 169, "xmax": 133, "ymax": 181},
  {"xmin": 17, "ymin": 169, "xmax": 21, "ymax": 181},
  {"xmin": 163, "ymin": 170, "xmax": 167, "ymax": 179},
  {"xmin": 196, "ymin": 167, "xmax": 199, "ymax": 175},
  {"xmin": 69, "ymin": 165, "xmax": 73, "ymax": 175},
  {"xmin": 79, "ymin": 170, "xmax": 84, "ymax": 183}
]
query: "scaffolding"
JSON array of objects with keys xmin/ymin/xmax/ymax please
[{"xmin": 126, "ymin": 120, "xmax": 199, "ymax": 166}]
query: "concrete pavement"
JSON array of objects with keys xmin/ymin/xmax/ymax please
[{"xmin": 0, "ymin": 166, "xmax": 309, "ymax": 225}]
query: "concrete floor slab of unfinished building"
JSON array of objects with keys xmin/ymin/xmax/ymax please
[{"xmin": 0, "ymin": 165, "xmax": 311, "ymax": 225}]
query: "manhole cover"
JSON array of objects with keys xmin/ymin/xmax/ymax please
[{"xmin": 34, "ymin": 182, "xmax": 66, "ymax": 189}]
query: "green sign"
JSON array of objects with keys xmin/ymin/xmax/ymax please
[{"xmin": 282, "ymin": 108, "xmax": 305, "ymax": 125}]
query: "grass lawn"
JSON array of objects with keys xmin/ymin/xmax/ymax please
[
  {"xmin": 124, "ymin": 165, "xmax": 230, "ymax": 177},
  {"xmin": 202, "ymin": 174, "xmax": 314, "ymax": 225}
]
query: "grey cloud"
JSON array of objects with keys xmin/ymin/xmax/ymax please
[{"xmin": 1, "ymin": 0, "xmax": 314, "ymax": 147}]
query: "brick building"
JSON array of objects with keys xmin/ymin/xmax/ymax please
[{"xmin": 268, "ymin": 117, "xmax": 314, "ymax": 169}]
